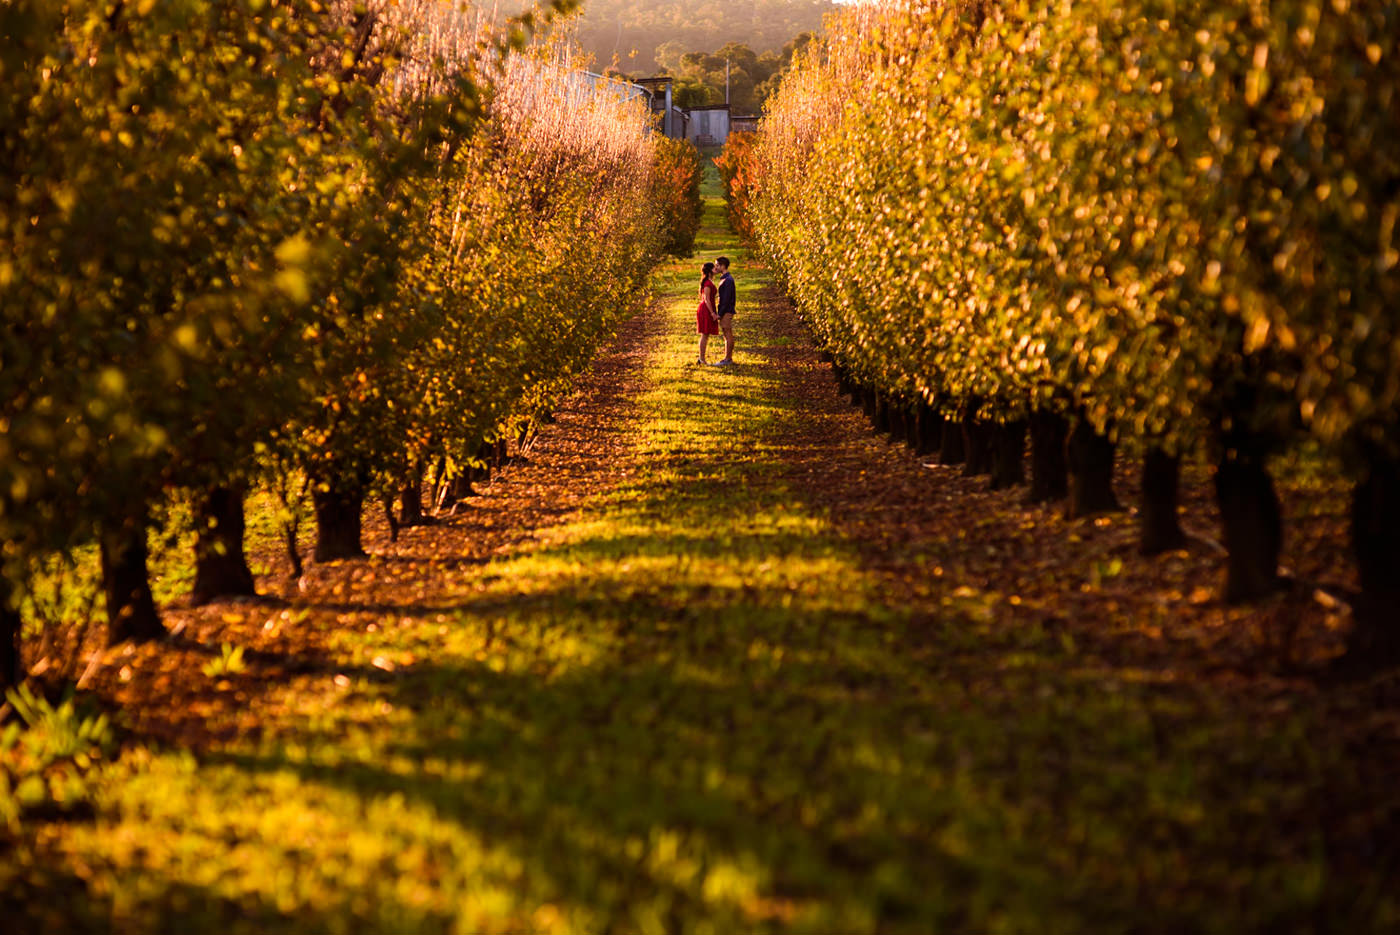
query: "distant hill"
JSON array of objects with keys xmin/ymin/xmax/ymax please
[{"xmin": 562, "ymin": 0, "xmax": 836, "ymax": 75}]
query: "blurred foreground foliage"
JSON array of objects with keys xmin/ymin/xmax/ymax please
[{"xmin": 1, "ymin": 684, "xmax": 116, "ymax": 831}]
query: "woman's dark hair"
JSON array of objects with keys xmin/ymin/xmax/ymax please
[{"xmin": 702, "ymin": 262, "xmax": 715, "ymax": 278}]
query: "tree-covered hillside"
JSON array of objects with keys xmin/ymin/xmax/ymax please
[
  {"xmin": 642, "ymin": 37, "xmax": 815, "ymax": 116},
  {"xmin": 566, "ymin": 0, "xmax": 834, "ymax": 75}
]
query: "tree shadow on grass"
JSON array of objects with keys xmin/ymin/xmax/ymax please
[
  {"xmin": 0, "ymin": 861, "xmax": 458, "ymax": 935},
  {"xmin": 194, "ymin": 615, "xmax": 1392, "ymax": 935}
]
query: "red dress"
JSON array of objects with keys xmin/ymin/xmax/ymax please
[{"xmin": 696, "ymin": 279, "xmax": 719, "ymax": 334}]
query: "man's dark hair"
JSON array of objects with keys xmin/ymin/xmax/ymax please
[{"xmin": 716, "ymin": 256, "xmax": 730, "ymax": 269}]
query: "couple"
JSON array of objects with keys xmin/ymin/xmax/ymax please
[{"xmin": 695, "ymin": 256, "xmax": 735, "ymax": 366}]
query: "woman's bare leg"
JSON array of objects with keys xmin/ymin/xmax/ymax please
[{"xmin": 698, "ymin": 333, "xmax": 709, "ymax": 362}]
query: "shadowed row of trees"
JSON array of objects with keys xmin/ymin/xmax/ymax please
[
  {"xmin": 0, "ymin": 0, "xmax": 703, "ymax": 691},
  {"xmin": 723, "ymin": 0, "xmax": 1400, "ymax": 663}
]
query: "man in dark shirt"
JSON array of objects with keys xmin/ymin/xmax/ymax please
[{"xmin": 714, "ymin": 256, "xmax": 736, "ymax": 365}]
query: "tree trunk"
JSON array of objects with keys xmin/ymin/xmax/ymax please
[
  {"xmin": 429, "ymin": 453, "xmax": 449, "ymax": 511},
  {"xmin": 435, "ymin": 483, "xmax": 457, "ymax": 512},
  {"xmin": 1347, "ymin": 455, "xmax": 1400, "ymax": 666},
  {"xmin": 468, "ymin": 442, "xmax": 493, "ymax": 490},
  {"xmin": 832, "ymin": 364, "xmax": 850, "ymax": 396},
  {"xmin": 0, "ymin": 575, "xmax": 22, "ymax": 695},
  {"xmin": 382, "ymin": 493, "xmax": 400, "ymax": 543},
  {"xmin": 886, "ymin": 397, "xmax": 906, "ymax": 444},
  {"xmin": 101, "ymin": 514, "xmax": 164, "ymax": 645},
  {"xmin": 862, "ymin": 387, "xmax": 877, "ymax": 422},
  {"xmin": 283, "ymin": 517, "xmax": 303, "ymax": 580},
  {"xmin": 1139, "ymin": 447, "xmax": 1187, "ymax": 555},
  {"xmin": 1066, "ymin": 417, "xmax": 1122, "ymax": 519},
  {"xmin": 939, "ymin": 410, "xmax": 966, "ymax": 465},
  {"xmin": 312, "ymin": 474, "xmax": 367, "ymax": 562},
  {"xmin": 916, "ymin": 403, "xmax": 942, "ymax": 457},
  {"xmin": 961, "ymin": 402, "xmax": 993, "ymax": 477},
  {"xmin": 399, "ymin": 460, "xmax": 430, "ymax": 527},
  {"xmin": 873, "ymin": 394, "xmax": 892, "ymax": 434},
  {"xmin": 1028, "ymin": 409, "xmax": 1069, "ymax": 503},
  {"xmin": 989, "ymin": 419, "xmax": 1027, "ymax": 491},
  {"xmin": 452, "ymin": 473, "xmax": 476, "ymax": 501},
  {"xmin": 903, "ymin": 402, "xmax": 920, "ymax": 450},
  {"xmin": 1214, "ymin": 447, "xmax": 1282, "ymax": 602},
  {"xmin": 191, "ymin": 484, "xmax": 257, "ymax": 606}
]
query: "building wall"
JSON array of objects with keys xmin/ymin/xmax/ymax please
[{"xmin": 687, "ymin": 108, "xmax": 730, "ymax": 147}]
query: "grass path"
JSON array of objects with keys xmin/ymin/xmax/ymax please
[{"xmin": 4, "ymin": 169, "xmax": 1396, "ymax": 934}]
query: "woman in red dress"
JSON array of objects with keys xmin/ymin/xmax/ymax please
[{"xmin": 695, "ymin": 261, "xmax": 719, "ymax": 365}]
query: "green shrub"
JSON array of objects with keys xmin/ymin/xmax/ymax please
[{"xmin": 1, "ymin": 685, "xmax": 116, "ymax": 832}]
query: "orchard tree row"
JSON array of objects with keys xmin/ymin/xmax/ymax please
[
  {"xmin": 722, "ymin": 0, "xmax": 1400, "ymax": 661},
  {"xmin": 0, "ymin": 0, "xmax": 704, "ymax": 691}
]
